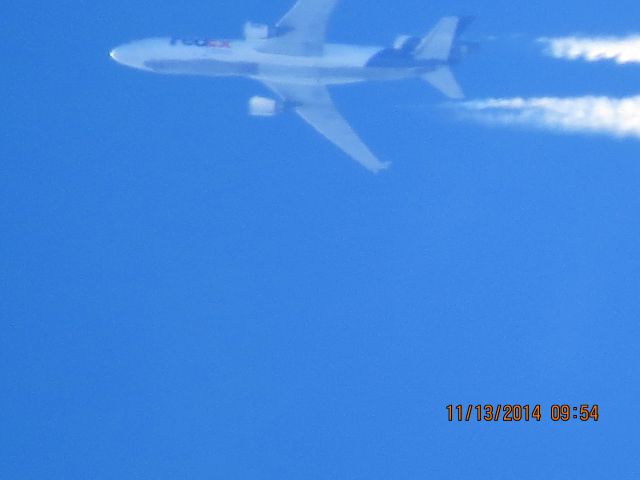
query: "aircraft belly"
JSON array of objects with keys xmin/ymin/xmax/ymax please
[
  {"xmin": 144, "ymin": 58, "xmax": 258, "ymax": 76},
  {"xmin": 255, "ymin": 64, "xmax": 413, "ymax": 85}
]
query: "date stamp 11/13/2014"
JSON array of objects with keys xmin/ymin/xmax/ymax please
[{"xmin": 446, "ymin": 404, "xmax": 600, "ymax": 423}]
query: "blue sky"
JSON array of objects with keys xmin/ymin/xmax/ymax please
[{"xmin": 2, "ymin": 0, "xmax": 640, "ymax": 478}]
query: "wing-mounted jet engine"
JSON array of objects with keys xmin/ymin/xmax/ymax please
[
  {"xmin": 248, "ymin": 96, "xmax": 303, "ymax": 116},
  {"xmin": 248, "ymin": 96, "xmax": 282, "ymax": 116}
]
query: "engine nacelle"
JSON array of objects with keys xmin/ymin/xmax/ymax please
[
  {"xmin": 393, "ymin": 35, "xmax": 420, "ymax": 52},
  {"xmin": 244, "ymin": 22, "xmax": 273, "ymax": 40},
  {"xmin": 248, "ymin": 96, "xmax": 281, "ymax": 117},
  {"xmin": 393, "ymin": 35, "xmax": 411, "ymax": 49}
]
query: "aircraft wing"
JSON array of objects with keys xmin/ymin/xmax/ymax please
[
  {"xmin": 259, "ymin": 0, "xmax": 339, "ymax": 56},
  {"xmin": 263, "ymin": 81, "xmax": 390, "ymax": 172}
]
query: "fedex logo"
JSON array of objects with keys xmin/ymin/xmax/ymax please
[{"xmin": 171, "ymin": 38, "xmax": 231, "ymax": 48}]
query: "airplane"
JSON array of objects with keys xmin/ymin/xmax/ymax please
[{"xmin": 110, "ymin": 0, "xmax": 474, "ymax": 173}]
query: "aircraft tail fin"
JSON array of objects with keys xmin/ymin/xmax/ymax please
[
  {"xmin": 414, "ymin": 16, "xmax": 473, "ymax": 98},
  {"xmin": 421, "ymin": 67, "xmax": 464, "ymax": 99},
  {"xmin": 413, "ymin": 16, "xmax": 474, "ymax": 60}
]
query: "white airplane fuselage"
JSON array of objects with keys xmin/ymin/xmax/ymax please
[
  {"xmin": 110, "ymin": 37, "xmax": 440, "ymax": 86},
  {"xmin": 110, "ymin": 11, "xmax": 470, "ymax": 172}
]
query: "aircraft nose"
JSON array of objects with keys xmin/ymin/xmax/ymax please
[
  {"xmin": 109, "ymin": 41, "xmax": 155, "ymax": 72},
  {"xmin": 110, "ymin": 45, "xmax": 136, "ymax": 67},
  {"xmin": 109, "ymin": 44, "xmax": 150, "ymax": 71},
  {"xmin": 110, "ymin": 48, "xmax": 120, "ymax": 62}
]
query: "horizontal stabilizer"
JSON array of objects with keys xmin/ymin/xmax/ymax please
[{"xmin": 422, "ymin": 67, "xmax": 464, "ymax": 99}]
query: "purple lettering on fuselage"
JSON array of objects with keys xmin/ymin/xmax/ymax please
[{"xmin": 170, "ymin": 38, "xmax": 231, "ymax": 48}]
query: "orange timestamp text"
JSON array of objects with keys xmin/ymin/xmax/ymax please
[{"xmin": 446, "ymin": 404, "xmax": 599, "ymax": 422}]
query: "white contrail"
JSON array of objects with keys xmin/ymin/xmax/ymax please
[
  {"xmin": 539, "ymin": 36, "xmax": 640, "ymax": 64},
  {"xmin": 457, "ymin": 96, "xmax": 640, "ymax": 139}
]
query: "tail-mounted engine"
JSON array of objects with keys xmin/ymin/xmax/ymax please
[
  {"xmin": 248, "ymin": 96, "xmax": 282, "ymax": 117},
  {"xmin": 393, "ymin": 35, "xmax": 420, "ymax": 51},
  {"xmin": 244, "ymin": 22, "xmax": 275, "ymax": 41}
]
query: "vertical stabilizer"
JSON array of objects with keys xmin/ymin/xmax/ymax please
[
  {"xmin": 415, "ymin": 16, "xmax": 468, "ymax": 98},
  {"xmin": 413, "ymin": 17, "xmax": 461, "ymax": 61}
]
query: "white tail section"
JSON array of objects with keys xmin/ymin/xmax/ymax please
[
  {"xmin": 414, "ymin": 17, "xmax": 461, "ymax": 60},
  {"xmin": 422, "ymin": 67, "xmax": 464, "ymax": 99}
]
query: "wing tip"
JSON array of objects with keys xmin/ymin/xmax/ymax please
[{"xmin": 370, "ymin": 161, "xmax": 392, "ymax": 174}]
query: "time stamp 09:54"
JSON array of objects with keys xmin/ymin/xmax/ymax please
[{"xmin": 447, "ymin": 404, "xmax": 600, "ymax": 423}]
